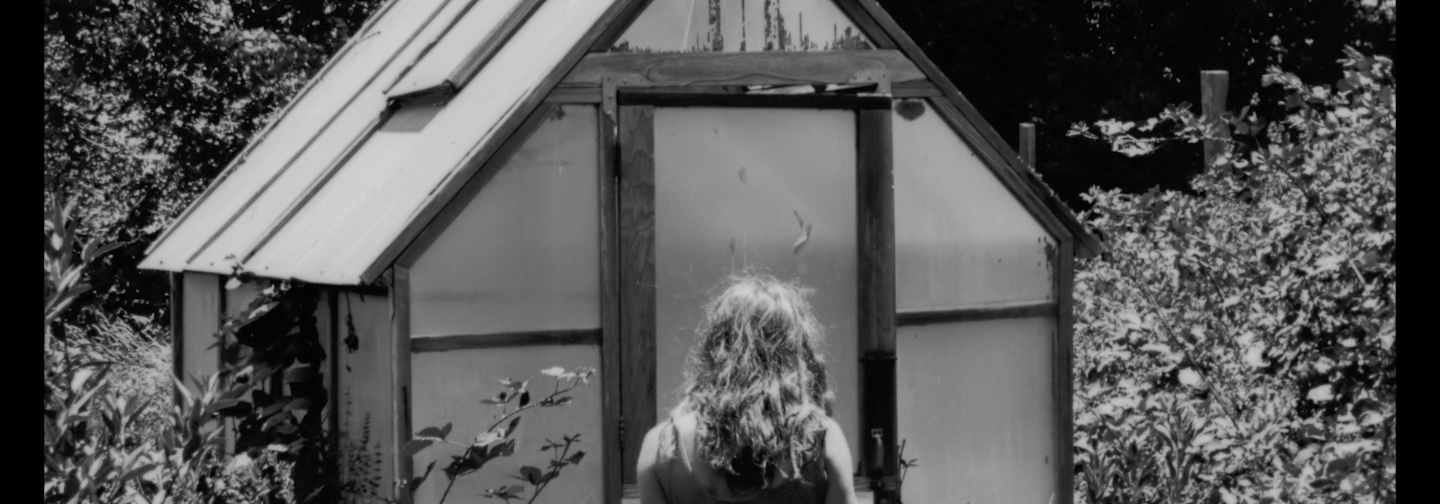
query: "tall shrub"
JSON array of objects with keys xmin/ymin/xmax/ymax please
[{"xmin": 1067, "ymin": 48, "xmax": 1394, "ymax": 503}]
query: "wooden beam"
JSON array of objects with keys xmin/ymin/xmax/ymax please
[
  {"xmin": 564, "ymin": 50, "xmax": 925, "ymax": 87},
  {"xmin": 327, "ymin": 288, "xmax": 341, "ymax": 452},
  {"xmin": 896, "ymin": 301, "xmax": 1057, "ymax": 327},
  {"xmin": 363, "ymin": 0, "xmax": 654, "ymax": 283},
  {"xmin": 390, "ymin": 267, "xmax": 413, "ymax": 501},
  {"xmin": 598, "ymin": 84, "xmax": 623, "ymax": 504},
  {"xmin": 856, "ymin": 108, "xmax": 898, "ymax": 499},
  {"xmin": 545, "ymin": 85, "xmax": 603, "ymax": 104},
  {"xmin": 1202, "ymin": 70, "xmax": 1230, "ymax": 169},
  {"xmin": 1053, "ymin": 240, "xmax": 1077, "ymax": 504},
  {"xmin": 1020, "ymin": 122, "xmax": 1037, "ymax": 168},
  {"xmin": 618, "ymin": 91, "xmax": 890, "ymax": 109},
  {"xmin": 618, "ymin": 105, "xmax": 656, "ymax": 485},
  {"xmin": 410, "ymin": 329, "xmax": 601, "ymax": 352},
  {"xmin": 169, "ymin": 272, "xmax": 184, "ymax": 406},
  {"xmin": 891, "ymin": 80, "xmax": 941, "ymax": 98}
]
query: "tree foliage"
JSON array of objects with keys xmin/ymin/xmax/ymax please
[
  {"xmin": 881, "ymin": 0, "xmax": 1395, "ymax": 206},
  {"xmin": 44, "ymin": 0, "xmax": 382, "ymax": 323},
  {"xmin": 1068, "ymin": 48, "xmax": 1394, "ymax": 502}
]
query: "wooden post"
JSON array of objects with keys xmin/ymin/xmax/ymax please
[
  {"xmin": 618, "ymin": 105, "xmax": 657, "ymax": 486},
  {"xmin": 857, "ymin": 109, "xmax": 898, "ymax": 503},
  {"xmin": 1019, "ymin": 122, "xmax": 1037, "ymax": 168},
  {"xmin": 391, "ymin": 267, "xmax": 413, "ymax": 503},
  {"xmin": 1201, "ymin": 70, "xmax": 1230, "ymax": 168}
]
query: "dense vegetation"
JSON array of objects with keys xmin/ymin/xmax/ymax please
[
  {"xmin": 1068, "ymin": 48, "xmax": 1395, "ymax": 502},
  {"xmin": 45, "ymin": 0, "xmax": 1395, "ymax": 502}
]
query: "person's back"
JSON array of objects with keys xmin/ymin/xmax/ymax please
[{"xmin": 636, "ymin": 275, "xmax": 858, "ymax": 504}]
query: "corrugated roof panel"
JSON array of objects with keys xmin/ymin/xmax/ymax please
[
  {"xmin": 139, "ymin": 0, "xmax": 449, "ymax": 273},
  {"xmin": 248, "ymin": 0, "xmax": 619, "ymax": 284},
  {"xmin": 245, "ymin": 130, "xmax": 421, "ymax": 282},
  {"xmin": 183, "ymin": 0, "xmax": 478, "ymax": 273},
  {"xmin": 386, "ymin": 0, "xmax": 526, "ymax": 97}
]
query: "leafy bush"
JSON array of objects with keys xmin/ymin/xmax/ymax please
[{"xmin": 1067, "ymin": 47, "xmax": 1394, "ymax": 503}]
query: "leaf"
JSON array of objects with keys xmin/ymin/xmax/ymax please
[
  {"xmin": 407, "ymin": 461, "xmax": 435, "ymax": 492},
  {"xmin": 539, "ymin": 366, "xmax": 567, "ymax": 377},
  {"xmin": 503, "ymin": 416, "xmax": 521, "ymax": 438},
  {"xmin": 519, "ymin": 465, "xmax": 543, "ymax": 484},
  {"xmin": 473, "ymin": 431, "xmax": 502, "ymax": 447},
  {"xmin": 568, "ymin": 450, "xmax": 587, "ymax": 464},
  {"xmin": 518, "ymin": 391, "xmax": 530, "ymax": 408},
  {"xmin": 401, "ymin": 439, "xmax": 435, "ymax": 458},
  {"xmin": 1307, "ymin": 385, "xmax": 1334, "ymax": 403},
  {"xmin": 416, "ymin": 423, "xmax": 453, "ymax": 440},
  {"xmin": 1177, "ymin": 368, "xmax": 1203, "ymax": 387}
]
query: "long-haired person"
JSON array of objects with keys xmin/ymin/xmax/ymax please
[{"xmin": 637, "ymin": 274, "xmax": 858, "ymax": 504}]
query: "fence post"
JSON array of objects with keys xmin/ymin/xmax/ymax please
[
  {"xmin": 1201, "ymin": 70, "xmax": 1230, "ymax": 168},
  {"xmin": 1019, "ymin": 122, "xmax": 1037, "ymax": 168}
]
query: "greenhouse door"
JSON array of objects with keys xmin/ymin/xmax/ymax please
[{"xmin": 614, "ymin": 96, "xmax": 896, "ymax": 493}]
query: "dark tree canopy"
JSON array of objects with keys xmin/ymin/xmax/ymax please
[
  {"xmin": 44, "ymin": 0, "xmax": 382, "ymax": 324},
  {"xmin": 879, "ymin": 0, "xmax": 1395, "ymax": 206}
]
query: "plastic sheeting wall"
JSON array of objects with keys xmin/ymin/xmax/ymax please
[
  {"xmin": 613, "ymin": 0, "xmax": 872, "ymax": 52},
  {"xmin": 410, "ymin": 105, "xmax": 600, "ymax": 337},
  {"xmin": 335, "ymin": 291, "xmax": 395, "ymax": 499},
  {"xmin": 410, "ymin": 345, "xmax": 605, "ymax": 504},
  {"xmin": 892, "ymin": 100, "xmax": 1055, "ymax": 311},
  {"xmin": 651, "ymin": 107, "xmax": 861, "ymax": 467},
  {"xmin": 897, "ymin": 318, "xmax": 1057, "ymax": 504}
]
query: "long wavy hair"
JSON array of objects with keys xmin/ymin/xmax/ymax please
[{"xmin": 676, "ymin": 274, "xmax": 835, "ymax": 491}]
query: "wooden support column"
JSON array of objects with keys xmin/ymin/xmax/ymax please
[
  {"xmin": 169, "ymin": 272, "xmax": 185, "ymax": 405},
  {"xmin": 856, "ymin": 108, "xmax": 898, "ymax": 503},
  {"xmin": 1053, "ymin": 240, "xmax": 1076, "ymax": 504},
  {"xmin": 599, "ymin": 85, "xmax": 624, "ymax": 504},
  {"xmin": 618, "ymin": 105, "xmax": 657, "ymax": 486},
  {"xmin": 391, "ymin": 267, "xmax": 413, "ymax": 502},
  {"xmin": 1202, "ymin": 70, "xmax": 1230, "ymax": 168}
]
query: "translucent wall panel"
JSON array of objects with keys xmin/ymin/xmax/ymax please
[
  {"xmin": 410, "ymin": 106, "xmax": 600, "ymax": 337},
  {"xmin": 181, "ymin": 273, "xmax": 221, "ymax": 389},
  {"xmin": 896, "ymin": 318, "xmax": 1057, "ymax": 504},
  {"xmin": 893, "ymin": 100, "xmax": 1056, "ymax": 311},
  {"xmin": 613, "ymin": 0, "xmax": 872, "ymax": 52},
  {"xmin": 652, "ymin": 107, "xmax": 860, "ymax": 467},
  {"xmin": 336, "ymin": 291, "xmax": 395, "ymax": 498},
  {"xmin": 410, "ymin": 345, "xmax": 604, "ymax": 504}
]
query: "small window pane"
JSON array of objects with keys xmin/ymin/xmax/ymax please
[
  {"xmin": 893, "ymin": 100, "xmax": 1056, "ymax": 310},
  {"xmin": 409, "ymin": 345, "xmax": 603, "ymax": 504},
  {"xmin": 897, "ymin": 317, "xmax": 1057, "ymax": 504}
]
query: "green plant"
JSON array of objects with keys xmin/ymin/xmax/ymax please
[
  {"xmin": 400, "ymin": 366, "xmax": 597, "ymax": 504},
  {"xmin": 1067, "ymin": 47, "xmax": 1394, "ymax": 503}
]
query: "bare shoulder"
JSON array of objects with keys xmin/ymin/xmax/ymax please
[{"xmin": 817, "ymin": 415, "xmax": 857, "ymax": 504}]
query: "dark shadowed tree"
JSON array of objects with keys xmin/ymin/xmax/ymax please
[
  {"xmin": 44, "ymin": 0, "xmax": 383, "ymax": 326},
  {"xmin": 879, "ymin": 0, "xmax": 1394, "ymax": 206}
]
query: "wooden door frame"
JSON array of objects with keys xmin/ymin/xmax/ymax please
[{"xmin": 608, "ymin": 95, "xmax": 897, "ymax": 501}]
